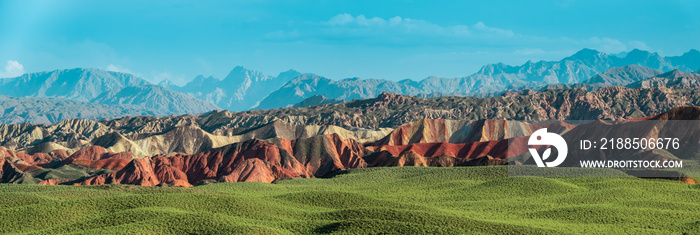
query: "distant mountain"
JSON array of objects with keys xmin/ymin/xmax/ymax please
[
  {"xmin": 520, "ymin": 65, "xmax": 665, "ymax": 93},
  {"xmin": 0, "ymin": 68, "xmax": 221, "ymax": 122},
  {"xmin": 256, "ymin": 75, "xmax": 421, "ymax": 109},
  {"xmin": 293, "ymin": 95, "xmax": 344, "ymax": 108},
  {"xmin": 612, "ymin": 49, "xmax": 675, "ymax": 71},
  {"xmin": 90, "ymin": 85, "xmax": 220, "ymax": 115},
  {"xmin": 0, "ymin": 95, "xmax": 154, "ymax": 124},
  {"xmin": 666, "ymin": 49, "xmax": 700, "ymax": 72},
  {"xmin": 256, "ymin": 49, "xmax": 700, "ymax": 109},
  {"xmin": 0, "ymin": 68, "xmax": 150, "ymax": 102},
  {"xmin": 164, "ymin": 66, "xmax": 302, "ymax": 111},
  {"xmin": 583, "ymin": 65, "xmax": 662, "ymax": 86},
  {"xmin": 628, "ymin": 70, "xmax": 700, "ymax": 89}
]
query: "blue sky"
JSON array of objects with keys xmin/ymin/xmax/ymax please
[{"xmin": 1, "ymin": 0, "xmax": 698, "ymax": 84}]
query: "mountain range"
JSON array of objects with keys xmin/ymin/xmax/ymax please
[
  {"xmin": 160, "ymin": 66, "xmax": 302, "ymax": 111},
  {"xmin": 255, "ymin": 49, "xmax": 700, "ymax": 108},
  {"xmin": 0, "ymin": 68, "xmax": 217, "ymax": 123},
  {"xmin": 0, "ymin": 48, "xmax": 698, "ymax": 124}
]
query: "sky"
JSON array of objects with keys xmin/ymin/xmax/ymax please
[{"xmin": 0, "ymin": 0, "xmax": 699, "ymax": 84}]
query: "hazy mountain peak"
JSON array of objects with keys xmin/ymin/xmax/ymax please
[
  {"xmin": 90, "ymin": 85, "xmax": 219, "ymax": 115},
  {"xmin": 583, "ymin": 65, "xmax": 662, "ymax": 86},
  {"xmin": 0, "ymin": 68, "xmax": 150, "ymax": 102},
  {"xmin": 276, "ymin": 69, "xmax": 302, "ymax": 80},
  {"xmin": 342, "ymin": 77, "xmax": 362, "ymax": 82},
  {"xmin": 684, "ymin": 49, "xmax": 700, "ymax": 56},
  {"xmin": 664, "ymin": 49, "xmax": 700, "ymax": 72},
  {"xmin": 194, "ymin": 75, "xmax": 219, "ymax": 82},
  {"xmin": 223, "ymin": 66, "xmax": 269, "ymax": 82},
  {"xmin": 476, "ymin": 62, "xmax": 513, "ymax": 75},
  {"xmin": 613, "ymin": 51, "xmax": 629, "ymax": 58},
  {"xmin": 398, "ymin": 78, "xmax": 419, "ymax": 87},
  {"xmin": 624, "ymin": 49, "xmax": 660, "ymax": 60},
  {"xmin": 657, "ymin": 69, "xmax": 691, "ymax": 79},
  {"xmin": 567, "ymin": 48, "xmax": 605, "ymax": 60}
]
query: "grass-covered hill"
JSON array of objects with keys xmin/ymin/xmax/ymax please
[{"xmin": 1, "ymin": 166, "xmax": 698, "ymax": 234}]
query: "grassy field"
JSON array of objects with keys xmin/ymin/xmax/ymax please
[{"xmin": 0, "ymin": 166, "xmax": 699, "ymax": 234}]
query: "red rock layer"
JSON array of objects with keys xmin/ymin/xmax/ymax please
[
  {"xmin": 77, "ymin": 158, "xmax": 160, "ymax": 186},
  {"xmin": 372, "ymin": 118, "xmax": 575, "ymax": 146},
  {"xmin": 76, "ymin": 134, "xmax": 369, "ymax": 186},
  {"xmin": 62, "ymin": 146, "xmax": 135, "ymax": 171},
  {"xmin": 0, "ymin": 147, "xmax": 56, "ymax": 165},
  {"xmin": 66, "ymin": 146, "xmax": 135, "ymax": 161},
  {"xmin": 366, "ymin": 136, "xmax": 527, "ymax": 167},
  {"xmin": 77, "ymin": 139, "xmax": 305, "ymax": 186},
  {"xmin": 286, "ymin": 133, "xmax": 368, "ymax": 177},
  {"xmin": 0, "ymin": 157, "xmax": 31, "ymax": 183}
]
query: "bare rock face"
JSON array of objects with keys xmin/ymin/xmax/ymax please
[
  {"xmin": 0, "ymin": 157, "xmax": 36, "ymax": 183},
  {"xmin": 79, "ymin": 139, "xmax": 307, "ymax": 186},
  {"xmin": 77, "ymin": 158, "xmax": 160, "ymax": 186},
  {"xmin": 365, "ymin": 136, "xmax": 520, "ymax": 167},
  {"xmin": 649, "ymin": 106, "xmax": 700, "ymax": 120},
  {"xmin": 62, "ymin": 146, "xmax": 134, "ymax": 171},
  {"xmin": 65, "ymin": 145, "xmax": 133, "ymax": 162},
  {"xmin": 346, "ymin": 92, "xmax": 411, "ymax": 112},
  {"xmin": 278, "ymin": 133, "xmax": 368, "ymax": 177},
  {"xmin": 371, "ymin": 119, "xmax": 574, "ymax": 146},
  {"xmin": 75, "ymin": 134, "xmax": 369, "ymax": 186},
  {"xmin": 3, "ymin": 86, "xmax": 700, "ymax": 155},
  {"xmin": 2, "ymin": 105, "xmax": 700, "ymax": 186},
  {"xmin": 221, "ymin": 158, "xmax": 276, "ymax": 183}
]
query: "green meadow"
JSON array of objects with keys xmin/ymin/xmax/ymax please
[{"xmin": 1, "ymin": 166, "xmax": 699, "ymax": 234}]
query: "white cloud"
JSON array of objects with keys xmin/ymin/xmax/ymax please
[
  {"xmin": 320, "ymin": 13, "xmax": 518, "ymax": 41},
  {"xmin": 473, "ymin": 22, "xmax": 514, "ymax": 37},
  {"xmin": 325, "ymin": 13, "xmax": 439, "ymax": 31},
  {"xmin": 105, "ymin": 64, "xmax": 133, "ymax": 74},
  {"xmin": 0, "ymin": 60, "xmax": 25, "ymax": 78},
  {"xmin": 326, "ymin": 13, "xmax": 355, "ymax": 26},
  {"xmin": 273, "ymin": 13, "xmax": 651, "ymax": 68}
]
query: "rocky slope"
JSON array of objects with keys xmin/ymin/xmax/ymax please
[
  {"xmin": 252, "ymin": 86, "xmax": 700, "ymax": 128},
  {"xmin": 1, "ymin": 78, "xmax": 700, "ymax": 186},
  {"xmin": 370, "ymin": 119, "xmax": 574, "ymax": 146},
  {"xmin": 0, "ymin": 116, "xmax": 392, "ymax": 157},
  {"xmin": 3, "ymin": 82, "xmax": 700, "ymax": 154},
  {"xmin": 2, "ymin": 106, "xmax": 697, "ymax": 186}
]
